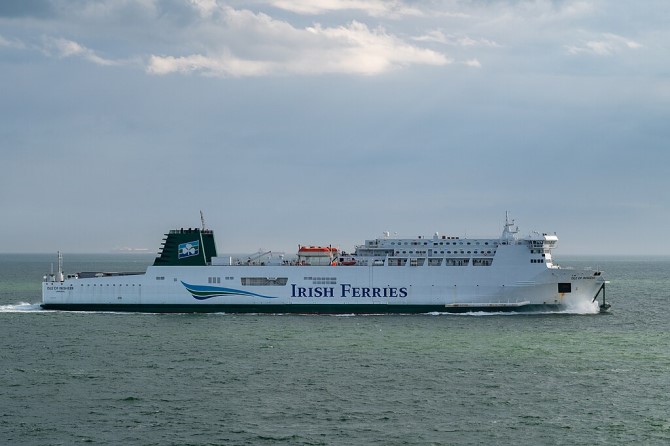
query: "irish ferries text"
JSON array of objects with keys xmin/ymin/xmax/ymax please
[{"xmin": 291, "ymin": 284, "xmax": 408, "ymax": 298}]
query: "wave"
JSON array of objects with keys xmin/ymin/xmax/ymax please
[
  {"xmin": 424, "ymin": 300, "xmax": 600, "ymax": 316},
  {"xmin": 425, "ymin": 311, "xmax": 524, "ymax": 317},
  {"xmin": 561, "ymin": 297, "xmax": 600, "ymax": 314},
  {"xmin": 0, "ymin": 302, "xmax": 44, "ymax": 312}
]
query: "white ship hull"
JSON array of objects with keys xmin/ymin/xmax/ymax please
[
  {"xmin": 42, "ymin": 216, "xmax": 608, "ymax": 313},
  {"xmin": 42, "ymin": 246, "xmax": 606, "ymax": 313}
]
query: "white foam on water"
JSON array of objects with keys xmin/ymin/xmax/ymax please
[
  {"xmin": 0, "ymin": 302, "xmax": 44, "ymax": 312},
  {"xmin": 425, "ymin": 311, "xmax": 523, "ymax": 317},
  {"xmin": 426, "ymin": 297, "xmax": 602, "ymax": 316},
  {"xmin": 561, "ymin": 297, "xmax": 600, "ymax": 314}
]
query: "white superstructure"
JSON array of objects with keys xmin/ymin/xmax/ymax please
[{"xmin": 42, "ymin": 215, "xmax": 608, "ymax": 313}]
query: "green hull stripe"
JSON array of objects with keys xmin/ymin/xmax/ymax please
[{"xmin": 41, "ymin": 303, "xmax": 565, "ymax": 314}]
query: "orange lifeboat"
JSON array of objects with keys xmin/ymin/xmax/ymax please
[
  {"xmin": 297, "ymin": 245, "xmax": 339, "ymax": 266},
  {"xmin": 298, "ymin": 245, "xmax": 338, "ymax": 255}
]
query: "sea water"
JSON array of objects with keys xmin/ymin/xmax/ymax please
[{"xmin": 1, "ymin": 254, "xmax": 669, "ymax": 445}]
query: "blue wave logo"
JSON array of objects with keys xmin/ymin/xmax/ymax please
[{"xmin": 181, "ymin": 282, "xmax": 278, "ymax": 300}]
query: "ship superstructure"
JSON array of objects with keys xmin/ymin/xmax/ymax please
[{"xmin": 42, "ymin": 215, "xmax": 608, "ymax": 313}]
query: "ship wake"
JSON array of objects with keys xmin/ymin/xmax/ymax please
[
  {"xmin": 0, "ymin": 302, "xmax": 44, "ymax": 313},
  {"xmin": 561, "ymin": 297, "xmax": 600, "ymax": 314},
  {"xmin": 425, "ymin": 298, "xmax": 600, "ymax": 316}
]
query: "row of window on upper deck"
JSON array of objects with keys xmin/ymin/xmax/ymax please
[
  {"xmin": 395, "ymin": 250, "xmax": 496, "ymax": 255},
  {"xmin": 381, "ymin": 240, "xmax": 496, "ymax": 246}
]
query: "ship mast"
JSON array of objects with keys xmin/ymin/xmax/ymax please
[
  {"xmin": 57, "ymin": 251, "xmax": 64, "ymax": 282},
  {"xmin": 501, "ymin": 211, "xmax": 519, "ymax": 241}
]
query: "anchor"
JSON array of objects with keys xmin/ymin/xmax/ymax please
[{"xmin": 592, "ymin": 280, "xmax": 611, "ymax": 313}]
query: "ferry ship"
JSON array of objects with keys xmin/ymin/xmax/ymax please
[{"xmin": 41, "ymin": 215, "xmax": 609, "ymax": 313}]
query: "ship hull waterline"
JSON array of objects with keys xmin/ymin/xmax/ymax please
[{"xmin": 40, "ymin": 302, "xmax": 568, "ymax": 314}]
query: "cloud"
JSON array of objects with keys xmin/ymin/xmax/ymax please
[
  {"xmin": 265, "ymin": 0, "xmax": 424, "ymax": 18},
  {"xmin": 0, "ymin": 34, "xmax": 27, "ymax": 49},
  {"xmin": 3, "ymin": 2, "xmax": 450, "ymax": 77},
  {"xmin": 566, "ymin": 33, "xmax": 643, "ymax": 56},
  {"xmin": 147, "ymin": 9, "xmax": 449, "ymax": 77},
  {"xmin": 42, "ymin": 37, "xmax": 120, "ymax": 66},
  {"xmin": 2, "ymin": 0, "xmax": 655, "ymax": 80},
  {"xmin": 189, "ymin": 0, "xmax": 219, "ymax": 17},
  {"xmin": 463, "ymin": 58, "xmax": 481, "ymax": 68},
  {"xmin": 414, "ymin": 30, "xmax": 500, "ymax": 48},
  {"xmin": 481, "ymin": 0, "xmax": 597, "ymax": 24},
  {"xmin": 147, "ymin": 52, "xmax": 273, "ymax": 77}
]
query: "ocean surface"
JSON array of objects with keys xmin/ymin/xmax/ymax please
[{"xmin": 1, "ymin": 254, "xmax": 669, "ymax": 445}]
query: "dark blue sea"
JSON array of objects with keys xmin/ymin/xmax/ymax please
[{"xmin": 1, "ymin": 254, "xmax": 669, "ymax": 445}]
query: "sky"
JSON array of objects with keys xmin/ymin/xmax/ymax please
[{"xmin": 1, "ymin": 0, "xmax": 668, "ymax": 256}]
